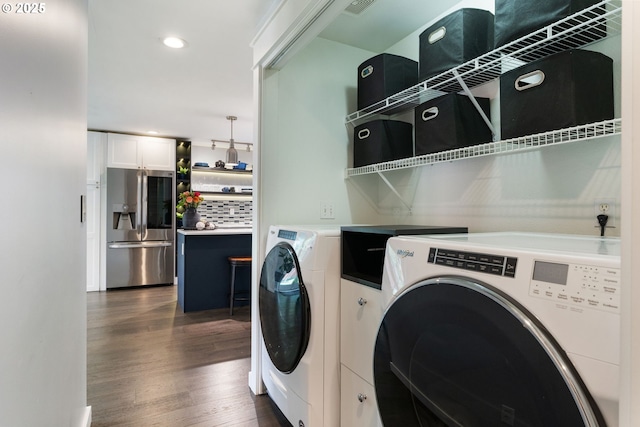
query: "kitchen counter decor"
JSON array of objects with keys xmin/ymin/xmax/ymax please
[{"xmin": 177, "ymin": 190, "xmax": 204, "ymax": 229}]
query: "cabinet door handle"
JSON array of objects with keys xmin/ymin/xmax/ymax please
[
  {"xmin": 357, "ymin": 297, "xmax": 367, "ymax": 306},
  {"xmin": 357, "ymin": 393, "xmax": 367, "ymax": 403},
  {"xmin": 80, "ymin": 194, "xmax": 86, "ymax": 223}
]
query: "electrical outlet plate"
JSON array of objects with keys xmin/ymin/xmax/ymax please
[
  {"xmin": 594, "ymin": 198, "xmax": 616, "ymax": 227},
  {"xmin": 320, "ymin": 201, "xmax": 335, "ymax": 219}
]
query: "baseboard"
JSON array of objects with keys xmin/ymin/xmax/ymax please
[
  {"xmin": 248, "ymin": 370, "xmax": 266, "ymax": 395},
  {"xmin": 248, "ymin": 370, "xmax": 259, "ymax": 395},
  {"xmin": 80, "ymin": 406, "xmax": 92, "ymax": 427}
]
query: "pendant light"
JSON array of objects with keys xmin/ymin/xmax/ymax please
[
  {"xmin": 210, "ymin": 115, "xmax": 253, "ymax": 158},
  {"xmin": 225, "ymin": 116, "xmax": 238, "ymax": 163}
]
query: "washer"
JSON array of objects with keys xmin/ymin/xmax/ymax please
[
  {"xmin": 259, "ymin": 225, "xmax": 341, "ymax": 427},
  {"xmin": 375, "ymin": 232, "xmax": 620, "ymax": 426}
]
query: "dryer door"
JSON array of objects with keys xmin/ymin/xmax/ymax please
[
  {"xmin": 259, "ymin": 241, "xmax": 311, "ymax": 374},
  {"xmin": 374, "ymin": 277, "xmax": 605, "ymax": 427}
]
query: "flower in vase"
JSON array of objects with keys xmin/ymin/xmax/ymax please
[{"xmin": 177, "ymin": 191, "xmax": 204, "ymax": 210}]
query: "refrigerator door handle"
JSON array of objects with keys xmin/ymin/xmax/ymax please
[
  {"xmin": 141, "ymin": 170, "xmax": 149, "ymax": 240},
  {"xmin": 136, "ymin": 171, "xmax": 142, "ymax": 238},
  {"xmin": 108, "ymin": 242, "xmax": 173, "ymax": 249}
]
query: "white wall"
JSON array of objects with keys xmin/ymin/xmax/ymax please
[
  {"xmin": 259, "ymin": 37, "xmax": 380, "ymax": 227},
  {"xmin": 372, "ymin": 136, "xmax": 621, "ymax": 234},
  {"xmin": 0, "ymin": 1, "xmax": 90, "ymax": 425},
  {"xmin": 620, "ymin": 2, "xmax": 640, "ymax": 425}
]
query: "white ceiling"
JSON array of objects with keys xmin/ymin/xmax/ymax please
[
  {"xmin": 319, "ymin": 0, "xmax": 461, "ymax": 53},
  {"xmin": 88, "ymin": 0, "xmax": 465, "ymax": 146},
  {"xmin": 88, "ymin": 0, "xmax": 280, "ymax": 145}
]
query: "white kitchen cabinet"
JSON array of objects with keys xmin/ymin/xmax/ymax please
[
  {"xmin": 340, "ymin": 278, "xmax": 382, "ymax": 426},
  {"xmin": 106, "ymin": 133, "xmax": 138, "ymax": 168},
  {"xmin": 107, "ymin": 133, "xmax": 175, "ymax": 170},
  {"xmin": 142, "ymin": 137, "xmax": 175, "ymax": 170},
  {"xmin": 87, "ymin": 131, "xmax": 106, "ymax": 292},
  {"xmin": 340, "ymin": 365, "xmax": 381, "ymax": 427}
]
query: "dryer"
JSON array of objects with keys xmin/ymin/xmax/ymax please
[
  {"xmin": 259, "ymin": 225, "xmax": 341, "ymax": 427},
  {"xmin": 375, "ymin": 232, "xmax": 620, "ymax": 426}
]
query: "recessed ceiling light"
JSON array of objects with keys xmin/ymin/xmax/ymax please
[
  {"xmin": 147, "ymin": 130, "xmax": 159, "ymax": 135},
  {"xmin": 162, "ymin": 37, "xmax": 186, "ymax": 49}
]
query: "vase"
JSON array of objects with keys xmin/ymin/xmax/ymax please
[{"xmin": 182, "ymin": 207, "xmax": 200, "ymax": 230}]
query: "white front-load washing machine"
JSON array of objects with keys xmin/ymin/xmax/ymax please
[
  {"xmin": 374, "ymin": 232, "xmax": 620, "ymax": 426},
  {"xmin": 259, "ymin": 225, "xmax": 341, "ymax": 427}
]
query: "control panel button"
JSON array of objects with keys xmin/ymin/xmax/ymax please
[
  {"xmin": 428, "ymin": 247, "xmax": 516, "ymax": 278},
  {"xmin": 530, "ymin": 263, "xmax": 620, "ymax": 314}
]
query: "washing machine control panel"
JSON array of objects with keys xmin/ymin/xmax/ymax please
[
  {"xmin": 529, "ymin": 261, "xmax": 621, "ymax": 313},
  {"xmin": 277, "ymin": 229, "xmax": 298, "ymax": 241},
  {"xmin": 428, "ymin": 247, "xmax": 518, "ymax": 277}
]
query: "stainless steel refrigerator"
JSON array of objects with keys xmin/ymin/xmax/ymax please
[{"xmin": 106, "ymin": 168, "xmax": 175, "ymax": 288}]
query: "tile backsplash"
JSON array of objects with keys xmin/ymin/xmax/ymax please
[{"xmin": 197, "ymin": 199, "xmax": 252, "ymax": 225}]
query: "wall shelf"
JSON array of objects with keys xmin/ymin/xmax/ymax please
[
  {"xmin": 346, "ymin": 119, "xmax": 622, "ymax": 178},
  {"xmin": 346, "ymin": 119, "xmax": 621, "ymax": 212},
  {"xmin": 176, "ymin": 140, "xmax": 191, "ymax": 195},
  {"xmin": 345, "ymin": 0, "xmax": 622, "ymax": 126},
  {"xmin": 201, "ymin": 191, "xmax": 253, "ymax": 196},
  {"xmin": 192, "ymin": 166, "xmax": 252, "ymax": 174},
  {"xmin": 191, "ymin": 166, "xmax": 253, "ymax": 196}
]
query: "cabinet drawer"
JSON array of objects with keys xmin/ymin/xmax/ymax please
[
  {"xmin": 340, "ymin": 365, "xmax": 381, "ymax": 427},
  {"xmin": 340, "ymin": 279, "xmax": 382, "ymax": 384}
]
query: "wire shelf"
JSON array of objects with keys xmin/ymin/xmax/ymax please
[
  {"xmin": 345, "ymin": 0, "xmax": 622, "ymax": 125},
  {"xmin": 345, "ymin": 119, "xmax": 622, "ymax": 177}
]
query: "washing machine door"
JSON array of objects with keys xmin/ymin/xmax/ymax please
[
  {"xmin": 259, "ymin": 241, "xmax": 311, "ymax": 374},
  {"xmin": 374, "ymin": 276, "xmax": 606, "ymax": 427}
]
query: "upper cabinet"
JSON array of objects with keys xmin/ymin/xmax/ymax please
[{"xmin": 107, "ymin": 133, "xmax": 175, "ymax": 170}]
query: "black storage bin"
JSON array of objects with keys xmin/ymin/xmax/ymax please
[
  {"xmin": 494, "ymin": 0, "xmax": 604, "ymax": 49},
  {"xmin": 415, "ymin": 93, "xmax": 492, "ymax": 155},
  {"xmin": 419, "ymin": 8, "xmax": 494, "ymax": 82},
  {"xmin": 341, "ymin": 225, "xmax": 468, "ymax": 289},
  {"xmin": 357, "ymin": 53, "xmax": 418, "ymax": 110},
  {"xmin": 500, "ymin": 49, "xmax": 613, "ymax": 140},
  {"xmin": 353, "ymin": 120, "xmax": 413, "ymax": 167}
]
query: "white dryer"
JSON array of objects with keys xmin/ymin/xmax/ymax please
[
  {"xmin": 375, "ymin": 232, "xmax": 620, "ymax": 426},
  {"xmin": 259, "ymin": 225, "xmax": 341, "ymax": 427}
]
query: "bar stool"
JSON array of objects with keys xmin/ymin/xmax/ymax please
[{"xmin": 228, "ymin": 256, "xmax": 252, "ymax": 315}]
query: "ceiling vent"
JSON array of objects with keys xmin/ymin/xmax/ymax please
[{"xmin": 344, "ymin": 0, "xmax": 376, "ymax": 16}]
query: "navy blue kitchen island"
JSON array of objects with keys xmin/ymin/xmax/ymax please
[{"xmin": 177, "ymin": 228, "xmax": 252, "ymax": 312}]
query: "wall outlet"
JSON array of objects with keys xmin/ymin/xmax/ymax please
[
  {"xmin": 320, "ymin": 201, "xmax": 335, "ymax": 219},
  {"xmin": 594, "ymin": 199, "xmax": 616, "ymax": 228}
]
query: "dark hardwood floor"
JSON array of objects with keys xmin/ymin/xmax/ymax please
[{"xmin": 87, "ymin": 285, "xmax": 290, "ymax": 427}]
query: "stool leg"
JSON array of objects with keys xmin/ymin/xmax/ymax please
[{"xmin": 229, "ymin": 264, "xmax": 237, "ymax": 316}]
